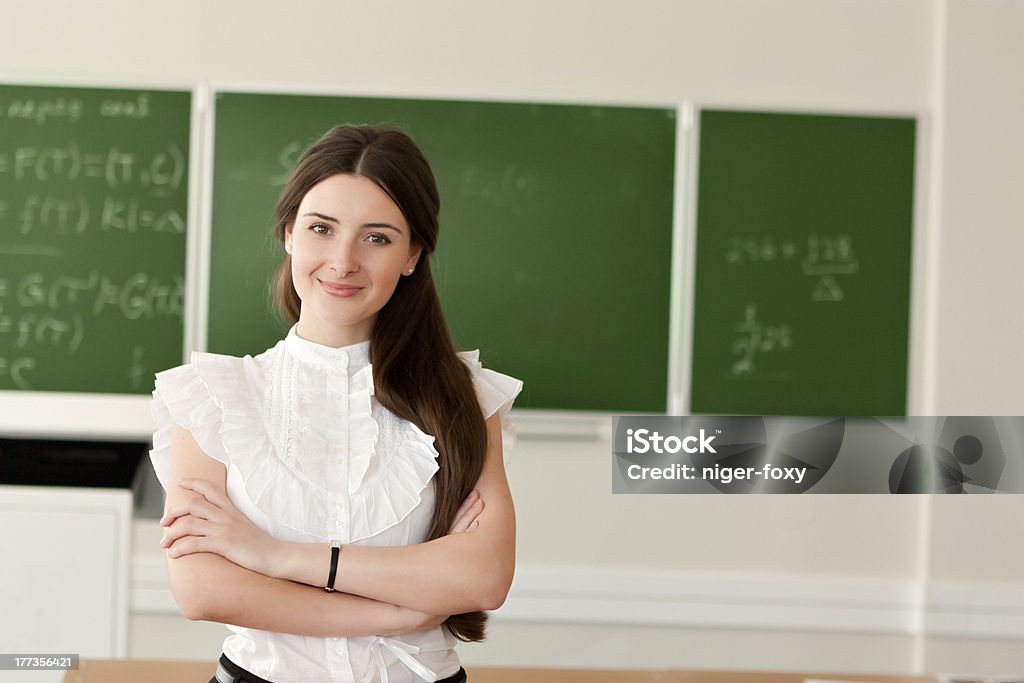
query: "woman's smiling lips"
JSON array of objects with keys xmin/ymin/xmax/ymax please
[{"xmin": 318, "ymin": 278, "xmax": 363, "ymax": 297}]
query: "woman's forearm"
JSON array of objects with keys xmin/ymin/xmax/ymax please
[
  {"xmin": 272, "ymin": 530, "xmax": 512, "ymax": 615},
  {"xmin": 170, "ymin": 550, "xmax": 425, "ymax": 637}
]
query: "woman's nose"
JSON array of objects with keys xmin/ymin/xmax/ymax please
[{"xmin": 329, "ymin": 238, "xmax": 359, "ymax": 276}]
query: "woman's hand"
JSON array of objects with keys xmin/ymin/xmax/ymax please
[
  {"xmin": 377, "ymin": 491, "xmax": 483, "ymax": 636},
  {"xmin": 448, "ymin": 488, "xmax": 484, "ymax": 534},
  {"xmin": 160, "ymin": 478, "xmax": 281, "ymax": 576}
]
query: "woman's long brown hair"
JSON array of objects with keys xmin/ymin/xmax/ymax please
[{"xmin": 270, "ymin": 125, "xmax": 489, "ymax": 642}]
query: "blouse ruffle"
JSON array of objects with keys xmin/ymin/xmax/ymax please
[
  {"xmin": 457, "ymin": 350, "xmax": 524, "ymax": 465},
  {"xmin": 149, "ymin": 347, "xmax": 523, "ymax": 542}
]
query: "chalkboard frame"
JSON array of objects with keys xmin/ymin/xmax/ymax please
[
  {"xmin": 200, "ymin": 82, "xmax": 689, "ymax": 435},
  {"xmin": 0, "ymin": 77, "xmax": 204, "ymax": 439},
  {"xmin": 0, "ymin": 79, "xmax": 935, "ymax": 438},
  {"xmin": 679, "ymin": 102, "xmax": 932, "ymax": 417}
]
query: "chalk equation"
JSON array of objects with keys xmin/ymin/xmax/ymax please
[
  {"xmin": 0, "ymin": 193, "xmax": 184, "ymax": 235},
  {"xmin": 269, "ymin": 143, "xmax": 544, "ymax": 211},
  {"xmin": 725, "ymin": 233, "xmax": 859, "ymax": 302},
  {"xmin": 1, "ymin": 93, "xmax": 153, "ymax": 126},
  {"xmin": 9, "ymin": 270, "xmax": 183, "ymax": 318},
  {"xmin": 0, "ymin": 143, "xmax": 186, "ymax": 196},
  {"xmin": 459, "ymin": 163, "xmax": 541, "ymax": 209},
  {"xmin": 731, "ymin": 303, "xmax": 793, "ymax": 378},
  {"xmin": 269, "ymin": 141, "xmax": 305, "ymax": 186},
  {"xmin": 0, "ymin": 271, "xmax": 183, "ymax": 390}
]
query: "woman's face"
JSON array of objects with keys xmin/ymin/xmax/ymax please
[{"xmin": 285, "ymin": 173, "xmax": 422, "ymax": 347}]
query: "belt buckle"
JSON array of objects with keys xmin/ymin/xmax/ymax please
[{"xmin": 215, "ymin": 662, "xmax": 240, "ymax": 683}]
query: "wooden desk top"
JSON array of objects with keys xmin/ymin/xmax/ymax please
[
  {"xmin": 62, "ymin": 660, "xmax": 940, "ymax": 683},
  {"xmin": 471, "ymin": 669, "xmax": 938, "ymax": 683}
]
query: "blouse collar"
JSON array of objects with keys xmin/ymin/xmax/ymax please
[{"xmin": 284, "ymin": 323, "xmax": 371, "ymax": 370}]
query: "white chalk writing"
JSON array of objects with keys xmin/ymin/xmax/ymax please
[
  {"xmin": 731, "ymin": 303, "xmax": 793, "ymax": 379},
  {"xmin": 725, "ymin": 233, "xmax": 859, "ymax": 302}
]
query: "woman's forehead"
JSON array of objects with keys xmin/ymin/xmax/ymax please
[{"xmin": 299, "ymin": 174, "xmax": 406, "ymax": 225}]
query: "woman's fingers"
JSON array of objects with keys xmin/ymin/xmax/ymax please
[
  {"xmin": 450, "ymin": 501, "xmax": 481, "ymax": 534},
  {"xmin": 161, "ymin": 514, "xmax": 209, "ymax": 548},
  {"xmin": 166, "ymin": 534, "xmax": 208, "ymax": 558},
  {"xmin": 160, "ymin": 494, "xmax": 219, "ymax": 527},
  {"xmin": 452, "ymin": 489, "xmax": 479, "ymax": 519},
  {"xmin": 448, "ymin": 491, "xmax": 484, "ymax": 534},
  {"xmin": 177, "ymin": 478, "xmax": 230, "ymax": 509}
]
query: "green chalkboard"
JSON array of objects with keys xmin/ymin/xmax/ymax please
[
  {"xmin": 0, "ymin": 84, "xmax": 191, "ymax": 394},
  {"xmin": 209, "ymin": 93, "xmax": 676, "ymax": 412},
  {"xmin": 690, "ymin": 110, "xmax": 916, "ymax": 416}
]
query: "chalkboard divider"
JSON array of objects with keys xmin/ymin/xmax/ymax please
[
  {"xmin": 189, "ymin": 82, "xmax": 215, "ymax": 358},
  {"xmin": 908, "ymin": 113, "xmax": 937, "ymax": 416},
  {"xmin": 677, "ymin": 101, "xmax": 705, "ymax": 416},
  {"xmin": 669, "ymin": 101, "xmax": 697, "ymax": 416}
]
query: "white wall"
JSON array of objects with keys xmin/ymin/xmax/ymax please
[
  {"xmin": 4, "ymin": 0, "xmax": 933, "ymax": 109},
  {"xmin": 924, "ymin": 1, "xmax": 1024, "ymax": 671},
  {"xmin": 4, "ymin": 0, "xmax": 1023, "ymax": 677},
  {"xmin": 934, "ymin": 0, "xmax": 1024, "ymax": 414}
]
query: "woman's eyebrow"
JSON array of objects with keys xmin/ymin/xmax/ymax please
[
  {"xmin": 302, "ymin": 212, "xmax": 403, "ymax": 233},
  {"xmin": 303, "ymin": 211, "xmax": 339, "ymax": 223},
  {"xmin": 363, "ymin": 222, "xmax": 403, "ymax": 234}
]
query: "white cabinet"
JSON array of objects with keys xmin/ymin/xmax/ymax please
[{"xmin": 0, "ymin": 486, "xmax": 131, "ymax": 682}]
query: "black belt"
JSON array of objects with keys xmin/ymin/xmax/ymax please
[
  {"xmin": 212, "ymin": 654, "xmax": 273, "ymax": 683},
  {"xmin": 212, "ymin": 653, "xmax": 468, "ymax": 683}
]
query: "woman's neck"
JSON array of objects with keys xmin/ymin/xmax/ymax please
[{"xmin": 294, "ymin": 318, "xmax": 372, "ymax": 349}]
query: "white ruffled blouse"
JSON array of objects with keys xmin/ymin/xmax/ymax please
[{"xmin": 148, "ymin": 323, "xmax": 523, "ymax": 683}]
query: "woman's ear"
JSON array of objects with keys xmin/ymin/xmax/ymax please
[
  {"xmin": 405, "ymin": 246, "xmax": 423, "ymax": 275},
  {"xmin": 284, "ymin": 223, "xmax": 293, "ymax": 255}
]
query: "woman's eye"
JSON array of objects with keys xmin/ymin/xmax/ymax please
[
  {"xmin": 367, "ymin": 233, "xmax": 392, "ymax": 245},
  {"xmin": 309, "ymin": 223, "xmax": 331, "ymax": 236}
]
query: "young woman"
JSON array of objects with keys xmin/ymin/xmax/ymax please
[{"xmin": 148, "ymin": 125, "xmax": 523, "ymax": 683}]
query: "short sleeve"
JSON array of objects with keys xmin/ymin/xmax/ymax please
[
  {"xmin": 148, "ymin": 354, "xmax": 235, "ymax": 491},
  {"xmin": 458, "ymin": 350, "xmax": 524, "ymax": 466}
]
